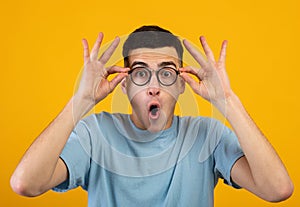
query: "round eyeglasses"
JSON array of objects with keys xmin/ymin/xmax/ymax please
[{"xmin": 128, "ymin": 66, "xmax": 180, "ymax": 86}]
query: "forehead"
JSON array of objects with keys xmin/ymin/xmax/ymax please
[{"xmin": 128, "ymin": 47, "xmax": 180, "ymax": 66}]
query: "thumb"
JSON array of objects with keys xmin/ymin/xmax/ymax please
[{"xmin": 180, "ymin": 72, "xmax": 200, "ymax": 94}]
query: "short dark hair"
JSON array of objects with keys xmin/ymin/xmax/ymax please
[{"xmin": 122, "ymin": 25, "xmax": 183, "ymax": 67}]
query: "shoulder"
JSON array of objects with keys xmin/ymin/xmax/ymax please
[
  {"xmin": 80, "ymin": 112, "xmax": 127, "ymax": 128},
  {"xmin": 177, "ymin": 116, "xmax": 233, "ymax": 152},
  {"xmin": 178, "ymin": 116, "xmax": 224, "ymax": 131},
  {"xmin": 70, "ymin": 112, "xmax": 128, "ymax": 140}
]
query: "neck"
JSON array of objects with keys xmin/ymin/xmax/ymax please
[{"xmin": 129, "ymin": 113, "xmax": 174, "ymax": 133}]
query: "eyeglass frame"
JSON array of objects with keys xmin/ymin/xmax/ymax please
[{"xmin": 128, "ymin": 66, "xmax": 180, "ymax": 86}]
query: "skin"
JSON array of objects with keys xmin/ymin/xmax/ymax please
[
  {"xmin": 10, "ymin": 32, "xmax": 293, "ymax": 202},
  {"xmin": 121, "ymin": 47, "xmax": 185, "ymax": 132}
]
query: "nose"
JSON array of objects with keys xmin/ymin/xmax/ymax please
[
  {"xmin": 147, "ymin": 87, "xmax": 160, "ymax": 96},
  {"xmin": 148, "ymin": 70, "xmax": 160, "ymax": 87},
  {"xmin": 147, "ymin": 72, "xmax": 160, "ymax": 96}
]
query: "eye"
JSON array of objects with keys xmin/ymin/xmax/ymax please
[
  {"xmin": 137, "ymin": 71, "xmax": 146, "ymax": 77},
  {"xmin": 135, "ymin": 70, "xmax": 147, "ymax": 78},
  {"xmin": 159, "ymin": 68, "xmax": 176, "ymax": 78},
  {"xmin": 161, "ymin": 70, "xmax": 172, "ymax": 77},
  {"xmin": 132, "ymin": 67, "xmax": 149, "ymax": 78}
]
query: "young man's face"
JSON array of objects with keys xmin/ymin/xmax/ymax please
[{"xmin": 122, "ymin": 47, "xmax": 185, "ymax": 132}]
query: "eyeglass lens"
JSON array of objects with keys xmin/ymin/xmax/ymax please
[{"xmin": 129, "ymin": 67, "xmax": 178, "ymax": 86}]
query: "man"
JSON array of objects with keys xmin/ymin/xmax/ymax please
[{"xmin": 11, "ymin": 25, "xmax": 293, "ymax": 206}]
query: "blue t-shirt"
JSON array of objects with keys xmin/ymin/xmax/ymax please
[{"xmin": 53, "ymin": 112, "xmax": 244, "ymax": 207}]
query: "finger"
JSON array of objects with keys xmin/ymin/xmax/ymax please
[
  {"xmin": 98, "ymin": 37, "xmax": 120, "ymax": 65},
  {"xmin": 180, "ymin": 66, "xmax": 204, "ymax": 81},
  {"xmin": 101, "ymin": 66, "xmax": 129, "ymax": 79},
  {"xmin": 183, "ymin": 39, "xmax": 208, "ymax": 68},
  {"xmin": 200, "ymin": 36, "xmax": 215, "ymax": 62},
  {"xmin": 109, "ymin": 73, "xmax": 128, "ymax": 91},
  {"xmin": 180, "ymin": 72, "xmax": 200, "ymax": 93},
  {"xmin": 90, "ymin": 32, "xmax": 104, "ymax": 60},
  {"xmin": 82, "ymin": 38, "xmax": 90, "ymax": 64},
  {"xmin": 218, "ymin": 40, "xmax": 228, "ymax": 64},
  {"xmin": 106, "ymin": 66, "xmax": 130, "ymax": 75}
]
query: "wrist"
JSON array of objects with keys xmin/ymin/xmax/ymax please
[
  {"xmin": 212, "ymin": 90, "xmax": 236, "ymax": 116},
  {"xmin": 70, "ymin": 93, "xmax": 95, "ymax": 122},
  {"xmin": 217, "ymin": 92, "xmax": 245, "ymax": 121}
]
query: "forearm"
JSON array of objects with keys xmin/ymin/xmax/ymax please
[
  {"xmin": 10, "ymin": 95, "xmax": 93, "ymax": 195},
  {"xmin": 217, "ymin": 92, "xmax": 293, "ymax": 198},
  {"xmin": 10, "ymin": 33, "xmax": 125, "ymax": 196},
  {"xmin": 182, "ymin": 35, "xmax": 293, "ymax": 201}
]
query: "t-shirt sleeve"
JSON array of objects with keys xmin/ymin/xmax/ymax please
[
  {"xmin": 213, "ymin": 123, "xmax": 244, "ymax": 189},
  {"xmin": 52, "ymin": 121, "xmax": 91, "ymax": 192}
]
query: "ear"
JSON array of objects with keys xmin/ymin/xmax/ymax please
[
  {"xmin": 121, "ymin": 78, "xmax": 127, "ymax": 95},
  {"xmin": 179, "ymin": 77, "xmax": 185, "ymax": 94}
]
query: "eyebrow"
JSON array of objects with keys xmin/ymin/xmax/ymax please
[
  {"xmin": 130, "ymin": 61, "xmax": 149, "ymax": 68},
  {"xmin": 158, "ymin": 61, "xmax": 177, "ymax": 68},
  {"xmin": 130, "ymin": 61, "xmax": 177, "ymax": 69}
]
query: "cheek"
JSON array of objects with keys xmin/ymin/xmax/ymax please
[
  {"xmin": 127, "ymin": 85, "xmax": 148, "ymax": 104},
  {"xmin": 161, "ymin": 86, "xmax": 181, "ymax": 101}
]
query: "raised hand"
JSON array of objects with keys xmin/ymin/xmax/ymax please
[
  {"xmin": 76, "ymin": 33, "xmax": 129, "ymax": 106},
  {"xmin": 179, "ymin": 36, "xmax": 233, "ymax": 111}
]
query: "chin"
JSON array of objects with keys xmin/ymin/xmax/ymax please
[{"xmin": 146, "ymin": 114, "xmax": 172, "ymax": 133}]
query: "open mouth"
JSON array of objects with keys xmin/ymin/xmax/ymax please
[
  {"xmin": 148, "ymin": 102, "xmax": 161, "ymax": 119},
  {"xmin": 150, "ymin": 104, "xmax": 159, "ymax": 116}
]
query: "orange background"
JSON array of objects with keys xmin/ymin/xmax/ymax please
[{"xmin": 1, "ymin": 0, "xmax": 299, "ymax": 206}]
